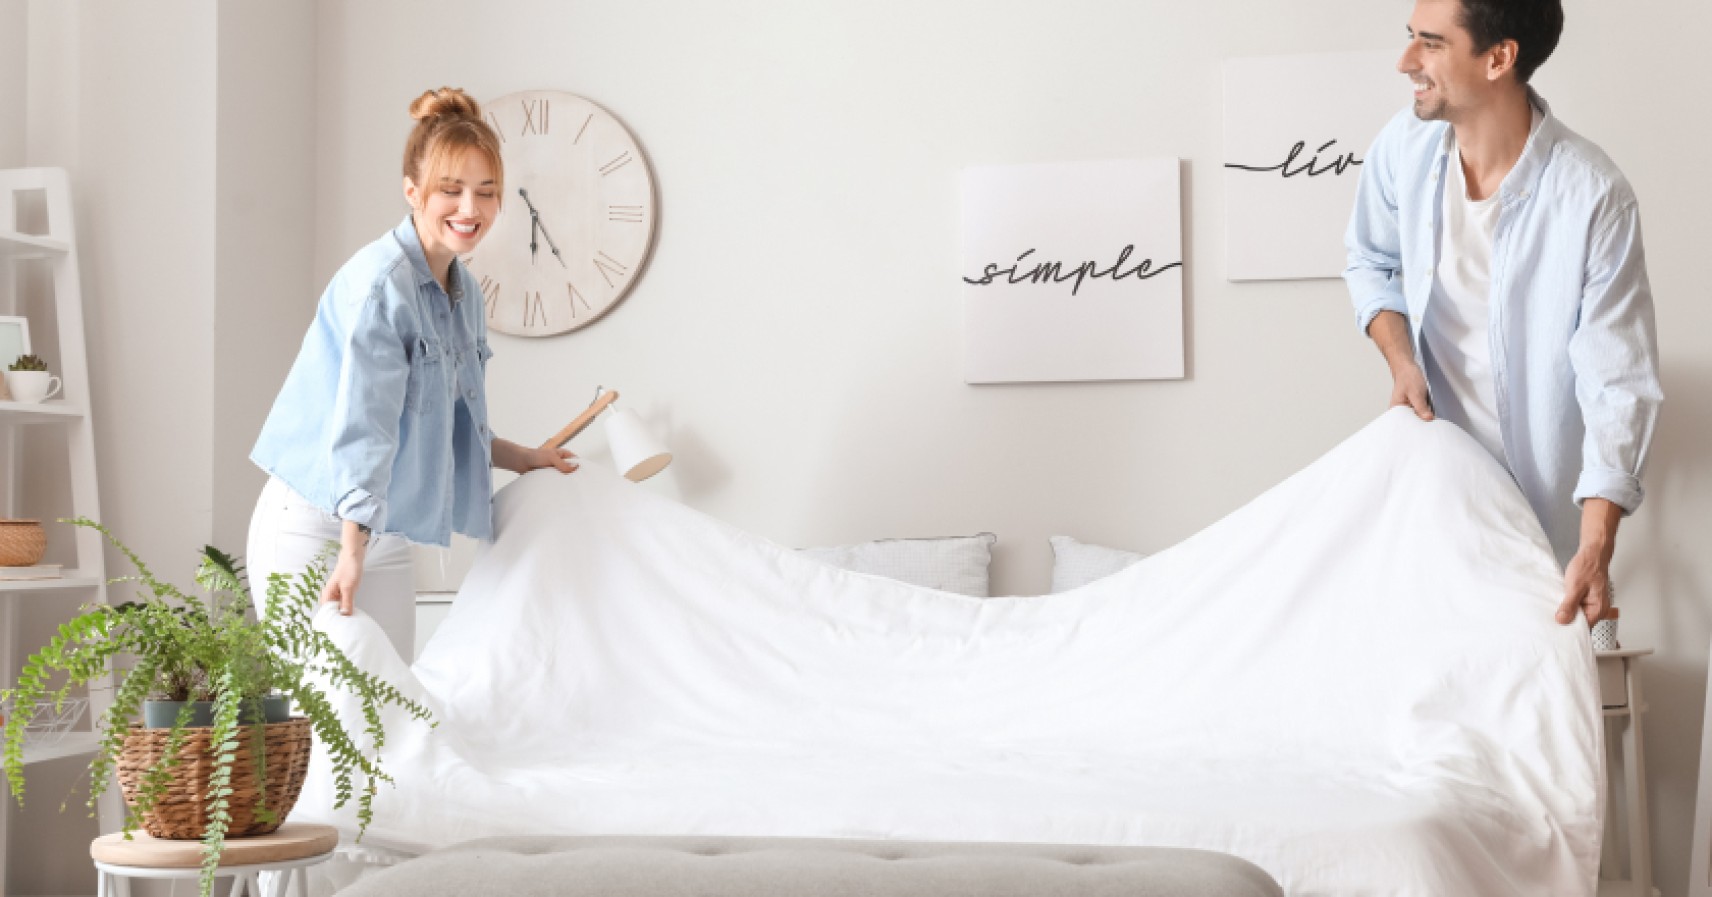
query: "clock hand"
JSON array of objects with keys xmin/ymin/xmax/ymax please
[
  {"xmin": 535, "ymin": 218, "xmax": 569, "ymax": 269},
  {"xmin": 529, "ymin": 212, "xmax": 540, "ymax": 264},
  {"xmin": 518, "ymin": 188, "xmax": 569, "ymax": 268}
]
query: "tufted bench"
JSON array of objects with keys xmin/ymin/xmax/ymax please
[{"xmin": 337, "ymin": 834, "xmax": 1283, "ymax": 896}]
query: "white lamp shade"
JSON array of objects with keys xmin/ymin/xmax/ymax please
[{"xmin": 604, "ymin": 406, "xmax": 672, "ymax": 482}]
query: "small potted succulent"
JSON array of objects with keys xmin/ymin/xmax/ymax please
[
  {"xmin": 0, "ymin": 519, "xmax": 432, "ymax": 896},
  {"xmin": 4, "ymin": 353, "xmax": 61, "ymax": 403}
]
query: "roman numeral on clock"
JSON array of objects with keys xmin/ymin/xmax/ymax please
[
  {"xmin": 572, "ymin": 113, "xmax": 593, "ymax": 145},
  {"xmin": 486, "ymin": 111, "xmax": 505, "ymax": 143},
  {"xmin": 523, "ymin": 290, "xmax": 547, "ymax": 328},
  {"xmin": 609, "ymin": 205, "xmax": 644, "ymax": 223},
  {"xmin": 479, "ymin": 276, "xmax": 502, "ymax": 319},
  {"xmin": 592, "ymin": 251, "xmax": 629, "ymax": 288},
  {"xmin": 599, "ymin": 151, "xmax": 633, "ymax": 176},
  {"xmin": 567, "ymin": 282, "xmax": 591, "ymax": 317},
  {"xmin": 521, "ymin": 98, "xmax": 549, "ymax": 136}
]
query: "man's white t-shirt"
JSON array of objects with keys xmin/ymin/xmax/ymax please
[{"xmin": 1421, "ymin": 113, "xmax": 1539, "ymax": 467}]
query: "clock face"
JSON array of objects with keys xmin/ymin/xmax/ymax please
[{"xmin": 465, "ymin": 90, "xmax": 657, "ymax": 337}]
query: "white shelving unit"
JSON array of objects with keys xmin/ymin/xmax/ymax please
[{"xmin": 0, "ymin": 167, "xmax": 116, "ymax": 890}]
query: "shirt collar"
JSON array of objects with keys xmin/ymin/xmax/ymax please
[
  {"xmin": 392, "ymin": 214, "xmax": 464, "ymax": 304},
  {"xmin": 1434, "ymin": 87, "xmax": 1558, "ymax": 205},
  {"xmin": 1502, "ymin": 87, "xmax": 1558, "ymax": 203}
]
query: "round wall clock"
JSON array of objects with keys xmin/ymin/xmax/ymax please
[{"xmin": 465, "ymin": 89, "xmax": 657, "ymax": 336}]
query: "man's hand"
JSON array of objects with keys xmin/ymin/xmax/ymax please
[
  {"xmin": 1389, "ymin": 363, "xmax": 1434, "ymax": 421},
  {"xmin": 1367, "ymin": 310, "xmax": 1433, "ymax": 420},
  {"xmin": 1556, "ymin": 550, "xmax": 1612, "ymax": 626},
  {"xmin": 1557, "ymin": 498, "xmax": 1622, "ymax": 626}
]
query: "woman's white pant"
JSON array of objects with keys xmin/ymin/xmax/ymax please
[{"xmin": 246, "ymin": 477, "xmax": 417, "ymax": 661}]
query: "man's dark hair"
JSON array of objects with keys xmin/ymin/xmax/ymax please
[{"xmin": 1457, "ymin": 0, "xmax": 1564, "ymax": 83}]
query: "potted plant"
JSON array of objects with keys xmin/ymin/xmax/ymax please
[
  {"xmin": 0, "ymin": 519, "xmax": 431, "ymax": 896},
  {"xmin": 4, "ymin": 353, "xmax": 62, "ymax": 403}
]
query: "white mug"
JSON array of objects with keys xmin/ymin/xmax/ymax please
[{"xmin": 4, "ymin": 370, "xmax": 62, "ymax": 404}]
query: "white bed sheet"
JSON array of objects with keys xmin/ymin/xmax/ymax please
[{"xmin": 294, "ymin": 409, "xmax": 1603, "ymax": 896}]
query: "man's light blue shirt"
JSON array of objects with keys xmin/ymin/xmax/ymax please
[
  {"xmin": 252, "ymin": 216, "xmax": 496, "ymax": 546},
  {"xmin": 1345, "ymin": 90, "xmax": 1662, "ymax": 566}
]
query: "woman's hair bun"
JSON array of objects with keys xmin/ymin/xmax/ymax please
[{"xmin": 409, "ymin": 87, "xmax": 482, "ymax": 123}]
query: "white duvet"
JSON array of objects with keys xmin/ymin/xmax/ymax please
[{"xmin": 296, "ymin": 409, "xmax": 1603, "ymax": 896}]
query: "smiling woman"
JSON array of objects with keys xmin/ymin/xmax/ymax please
[
  {"xmin": 246, "ymin": 87, "xmax": 581, "ymax": 662},
  {"xmin": 402, "ymin": 89, "xmax": 505, "ymax": 289}
]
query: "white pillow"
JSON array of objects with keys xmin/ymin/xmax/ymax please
[
  {"xmin": 799, "ymin": 533, "xmax": 997, "ymax": 598},
  {"xmin": 1049, "ymin": 535, "xmax": 1145, "ymax": 593}
]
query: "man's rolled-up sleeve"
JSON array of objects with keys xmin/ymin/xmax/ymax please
[
  {"xmin": 1569, "ymin": 200, "xmax": 1663, "ymax": 515},
  {"xmin": 1345, "ymin": 123, "xmax": 1408, "ymax": 336}
]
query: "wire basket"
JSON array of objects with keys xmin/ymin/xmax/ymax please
[{"xmin": 2, "ymin": 696, "xmax": 90, "ymax": 748}]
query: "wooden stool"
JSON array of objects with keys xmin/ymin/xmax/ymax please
[{"xmin": 90, "ymin": 823, "xmax": 338, "ymax": 897}]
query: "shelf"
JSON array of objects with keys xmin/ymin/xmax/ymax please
[
  {"xmin": 21, "ymin": 731, "xmax": 98, "ymax": 766},
  {"xmin": 0, "ymin": 571, "xmax": 103, "ymax": 593},
  {"xmin": 0, "ymin": 229, "xmax": 70, "ymax": 258},
  {"xmin": 0, "ymin": 400, "xmax": 85, "ymax": 424}
]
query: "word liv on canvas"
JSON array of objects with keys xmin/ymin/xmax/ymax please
[
  {"xmin": 963, "ymin": 245, "xmax": 1183, "ymax": 297},
  {"xmin": 1225, "ymin": 138, "xmax": 1362, "ymax": 178}
]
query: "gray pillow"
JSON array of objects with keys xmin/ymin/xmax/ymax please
[
  {"xmin": 799, "ymin": 533, "xmax": 997, "ymax": 598},
  {"xmin": 1049, "ymin": 535, "xmax": 1145, "ymax": 593}
]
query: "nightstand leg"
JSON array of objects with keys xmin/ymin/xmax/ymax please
[{"xmin": 1623, "ymin": 658, "xmax": 1653, "ymax": 895}]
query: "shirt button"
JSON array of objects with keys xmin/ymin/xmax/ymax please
[{"xmin": 466, "ymin": 389, "xmax": 476, "ymax": 400}]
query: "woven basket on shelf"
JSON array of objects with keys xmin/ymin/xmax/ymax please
[
  {"xmin": 116, "ymin": 717, "xmax": 313, "ymax": 840},
  {"xmin": 0, "ymin": 519, "xmax": 46, "ymax": 566}
]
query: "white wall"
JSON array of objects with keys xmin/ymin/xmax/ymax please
[
  {"xmin": 212, "ymin": 5, "xmax": 320, "ymax": 553},
  {"xmin": 311, "ymin": 1, "xmax": 1712, "ymax": 893},
  {"xmin": 0, "ymin": 0, "xmax": 23, "ymax": 170}
]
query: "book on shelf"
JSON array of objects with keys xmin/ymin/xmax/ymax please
[{"xmin": 0, "ymin": 564, "xmax": 63, "ymax": 580}]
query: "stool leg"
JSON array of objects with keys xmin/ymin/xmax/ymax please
[
  {"xmin": 113, "ymin": 874, "xmax": 132, "ymax": 897},
  {"xmin": 96, "ymin": 870, "xmax": 107, "ymax": 897}
]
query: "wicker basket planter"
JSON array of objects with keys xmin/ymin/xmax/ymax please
[
  {"xmin": 0, "ymin": 519, "xmax": 46, "ymax": 566},
  {"xmin": 116, "ymin": 717, "xmax": 313, "ymax": 840}
]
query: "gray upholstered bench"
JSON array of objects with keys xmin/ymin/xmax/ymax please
[{"xmin": 338, "ymin": 834, "xmax": 1283, "ymax": 896}]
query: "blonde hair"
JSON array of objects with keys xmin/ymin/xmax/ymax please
[{"xmin": 403, "ymin": 87, "xmax": 504, "ymax": 206}]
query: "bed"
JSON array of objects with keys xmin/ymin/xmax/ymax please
[{"xmin": 292, "ymin": 409, "xmax": 1604, "ymax": 896}]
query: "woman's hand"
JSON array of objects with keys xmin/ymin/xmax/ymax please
[
  {"xmin": 322, "ymin": 546, "xmax": 365, "ymax": 616},
  {"xmin": 321, "ymin": 520, "xmax": 369, "ymax": 615},
  {"xmin": 492, "ymin": 437, "xmax": 579, "ymax": 475},
  {"xmin": 529, "ymin": 444, "xmax": 580, "ymax": 473}
]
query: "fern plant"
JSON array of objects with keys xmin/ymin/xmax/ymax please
[{"xmin": 0, "ymin": 519, "xmax": 432, "ymax": 897}]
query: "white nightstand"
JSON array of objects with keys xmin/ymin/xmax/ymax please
[
  {"xmin": 415, "ymin": 591, "xmax": 457, "ymax": 658},
  {"xmin": 1596, "ymin": 648, "xmax": 1657, "ymax": 897}
]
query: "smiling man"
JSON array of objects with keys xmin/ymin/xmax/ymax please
[{"xmin": 1344, "ymin": 0, "xmax": 1662, "ymax": 627}]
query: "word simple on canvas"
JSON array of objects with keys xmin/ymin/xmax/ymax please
[
  {"xmin": 1226, "ymin": 138, "xmax": 1363, "ymax": 178},
  {"xmin": 963, "ymin": 245, "xmax": 1183, "ymax": 297}
]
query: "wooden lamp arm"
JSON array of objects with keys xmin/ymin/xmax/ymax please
[{"xmin": 542, "ymin": 389, "xmax": 620, "ymax": 450}]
